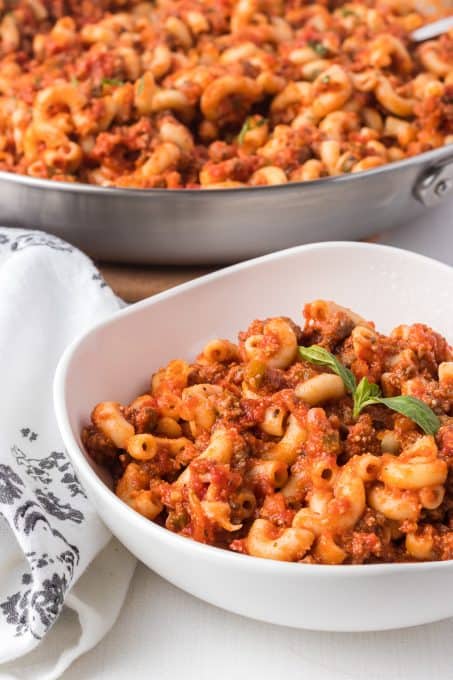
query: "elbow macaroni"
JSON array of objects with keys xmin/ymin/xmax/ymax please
[{"xmin": 0, "ymin": 0, "xmax": 450, "ymax": 186}]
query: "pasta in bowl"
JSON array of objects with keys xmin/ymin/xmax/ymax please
[
  {"xmin": 82, "ymin": 301, "xmax": 452, "ymax": 565},
  {"xmin": 54, "ymin": 242, "xmax": 453, "ymax": 630}
]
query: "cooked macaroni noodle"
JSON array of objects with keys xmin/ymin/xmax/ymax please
[
  {"xmin": 83, "ymin": 300, "xmax": 453, "ymax": 564},
  {"xmin": 0, "ymin": 0, "xmax": 451, "ymax": 187}
]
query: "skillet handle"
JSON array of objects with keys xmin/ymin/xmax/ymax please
[{"xmin": 413, "ymin": 156, "xmax": 453, "ymax": 207}]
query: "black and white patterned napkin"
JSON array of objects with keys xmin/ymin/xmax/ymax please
[{"xmin": 0, "ymin": 230, "xmax": 135, "ymax": 679}]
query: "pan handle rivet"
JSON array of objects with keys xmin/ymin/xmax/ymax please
[
  {"xmin": 434, "ymin": 179, "xmax": 451, "ymax": 197},
  {"xmin": 414, "ymin": 160, "xmax": 453, "ymax": 206}
]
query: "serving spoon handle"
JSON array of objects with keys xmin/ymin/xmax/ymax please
[{"xmin": 410, "ymin": 15, "xmax": 453, "ymax": 42}]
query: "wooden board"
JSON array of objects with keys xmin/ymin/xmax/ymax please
[{"xmin": 99, "ymin": 263, "xmax": 214, "ymax": 303}]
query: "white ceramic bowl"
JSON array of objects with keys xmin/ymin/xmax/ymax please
[{"xmin": 54, "ymin": 242, "xmax": 453, "ymax": 632}]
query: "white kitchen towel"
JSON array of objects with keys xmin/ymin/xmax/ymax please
[{"xmin": 0, "ymin": 229, "xmax": 136, "ymax": 679}]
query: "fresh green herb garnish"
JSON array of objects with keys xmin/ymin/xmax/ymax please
[
  {"xmin": 238, "ymin": 118, "xmax": 252, "ymax": 144},
  {"xmin": 352, "ymin": 375, "xmax": 380, "ymax": 417},
  {"xmin": 321, "ymin": 74, "xmax": 330, "ymax": 84},
  {"xmin": 237, "ymin": 117, "xmax": 267, "ymax": 145},
  {"xmin": 341, "ymin": 156, "xmax": 356, "ymax": 172},
  {"xmin": 299, "ymin": 345, "xmax": 357, "ymax": 394},
  {"xmin": 340, "ymin": 7, "xmax": 356, "ymax": 16},
  {"xmin": 352, "ymin": 378, "xmax": 441, "ymax": 434},
  {"xmin": 101, "ymin": 77, "xmax": 124, "ymax": 88},
  {"xmin": 308, "ymin": 40, "xmax": 328, "ymax": 57},
  {"xmin": 137, "ymin": 76, "xmax": 145, "ymax": 96},
  {"xmin": 298, "ymin": 345, "xmax": 441, "ymax": 435}
]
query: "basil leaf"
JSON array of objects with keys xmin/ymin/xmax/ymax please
[
  {"xmin": 237, "ymin": 118, "xmax": 252, "ymax": 145},
  {"xmin": 298, "ymin": 345, "xmax": 441, "ymax": 434},
  {"xmin": 238, "ymin": 118, "xmax": 267, "ymax": 145},
  {"xmin": 353, "ymin": 377, "xmax": 381, "ymax": 418},
  {"xmin": 101, "ymin": 77, "xmax": 124, "ymax": 88},
  {"xmin": 308, "ymin": 40, "xmax": 328, "ymax": 57},
  {"xmin": 374, "ymin": 396, "xmax": 441, "ymax": 436},
  {"xmin": 298, "ymin": 345, "xmax": 356, "ymax": 394}
]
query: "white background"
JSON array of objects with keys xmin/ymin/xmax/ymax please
[{"xmin": 65, "ymin": 200, "xmax": 453, "ymax": 680}]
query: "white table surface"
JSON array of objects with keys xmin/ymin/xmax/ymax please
[{"xmin": 65, "ymin": 201, "xmax": 452, "ymax": 680}]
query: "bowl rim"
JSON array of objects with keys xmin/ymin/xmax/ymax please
[
  {"xmin": 54, "ymin": 240, "xmax": 453, "ymax": 575},
  {"xmin": 5, "ymin": 143, "xmax": 453, "ymax": 197}
]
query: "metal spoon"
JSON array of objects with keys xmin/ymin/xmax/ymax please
[{"xmin": 410, "ymin": 15, "xmax": 453, "ymax": 42}]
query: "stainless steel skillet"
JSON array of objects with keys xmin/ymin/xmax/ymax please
[{"xmin": 0, "ymin": 144, "xmax": 451, "ymax": 264}]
